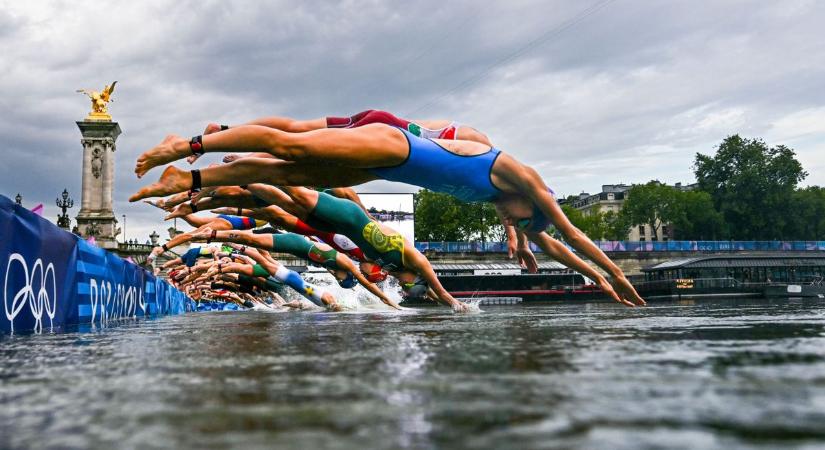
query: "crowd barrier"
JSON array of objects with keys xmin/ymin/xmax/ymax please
[
  {"xmin": 1, "ymin": 195, "xmax": 194, "ymax": 333},
  {"xmin": 415, "ymin": 240, "xmax": 825, "ymax": 253}
]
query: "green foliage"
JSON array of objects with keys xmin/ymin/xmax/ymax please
[
  {"xmin": 670, "ymin": 190, "xmax": 727, "ymax": 240},
  {"xmin": 785, "ymin": 187, "xmax": 825, "ymax": 239},
  {"xmin": 694, "ymin": 135, "xmax": 807, "ymax": 239},
  {"xmin": 414, "ymin": 135, "xmax": 824, "ymax": 242},
  {"xmin": 621, "ymin": 181, "xmax": 681, "ymax": 238},
  {"xmin": 413, "ymin": 190, "xmax": 505, "ymax": 242},
  {"xmin": 557, "ymin": 205, "xmax": 629, "ymax": 241}
]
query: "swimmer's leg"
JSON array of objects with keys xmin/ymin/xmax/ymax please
[
  {"xmin": 272, "ymin": 266, "xmax": 339, "ymax": 310},
  {"xmin": 129, "ymin": 161, "xmax": 377, "ymax": 202},
  {"xmin": 134, "ymin": 123, "xmax": 406, "ymax": 178}
]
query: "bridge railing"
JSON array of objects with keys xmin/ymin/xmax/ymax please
[{"xmin": 414, "ymin": 240, "xmax": 825, "ymax": 253}]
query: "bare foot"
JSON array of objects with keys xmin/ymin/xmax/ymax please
[
  {"xmin": 135, "ymin": 134, "xmax": 190, "ymax": 178},
  {"xmin": 143, "ymin": 199, "xmax": 166, "ymax": 210},
  {"xmin": 129, "ymin": 166, "xmax": 192, "ymax": 202},
  {"xmin": 164, "ymin": 203, "xmax": 192, "ymax": 220},
  {"xmin": 204, "ymin": 123, "xmax": 222, "ymax": 135}
]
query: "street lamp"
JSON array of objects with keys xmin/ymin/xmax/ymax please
[
  {"xmin": 15, "ymin": 193, "xmax": 22, "ymax": 205},
  {"xmin": 56, "ymin": 189, "xmax": 74, "ymax": 230}
]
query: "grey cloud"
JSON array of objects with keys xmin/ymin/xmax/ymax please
[{"xmin": 1, "ymin": 0, "xmax": 824, "ymax": 240}]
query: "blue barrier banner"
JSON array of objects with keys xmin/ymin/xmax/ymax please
[
  {"xmin": 1, "ymin": 195, "xmax": 192, "ymax": 333},
  {"xmin": 1, "ymin": 196, "xmax": 78, "ymax": 333},
  {"xmin": 414, "ymin": 240, "xmax": 825, "ymax": 253}
]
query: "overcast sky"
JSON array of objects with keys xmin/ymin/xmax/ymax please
[{"xmin": 1, "ymin": 0, "xmax": 824, "ymax": 242}]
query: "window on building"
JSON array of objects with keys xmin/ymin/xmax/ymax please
[{"xmin": 638, "ymin": 225, "xmax": 645, "ymax": 236}]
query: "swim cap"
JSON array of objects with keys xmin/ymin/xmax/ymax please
[
  {"xmin": 364, "ymin": 264, "xmax": 388, "ymax": 283},
  {"xmin": 516, "ymin": 188, "xmax": 554, "ymax": 232},
  {"xmin": 338, "ymin": 272, "xmax": 358, "ymax": 289},
  {"xmin": 516, "ymin": 207, "xmax": 551, "ymax": 232}
]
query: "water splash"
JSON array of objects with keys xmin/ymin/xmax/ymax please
[{"xmin": 460, "ymin": 298, "xmax": 485, "ymax": 314}]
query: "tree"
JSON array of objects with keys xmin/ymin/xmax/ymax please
[
  {"xmin": 694, "ymin": 135, "xmax": 807, "ymax": 239},
  {"xmin": 414, "ymin": 190, "xmax": 466, "ymax": 241},
  {"xmin": 603, "ymin": 210, "xmax": 631, "ymax": 241},
  {"xmin": 621, "ymin": 181, "xmax": 681, "ymax": 240},
  {"xmin": 785, "ymin": 186, "xmax": 825, "ymax": 239},
  {"xmin": 413, "ymin": 189, "xmax": 507, "ymax": 242},
  {"xmin": 670, "ymin": 190, "xmax": 726, "ymax": 240},
  {"xmin": 558, "ymin": 205, "xmax": 628, "ymax": 240}
]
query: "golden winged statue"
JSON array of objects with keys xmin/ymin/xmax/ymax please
[{"xmin": 77, "ymin": 81, "xmax": 117, "ymax": 120}]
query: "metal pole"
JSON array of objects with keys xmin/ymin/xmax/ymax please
[{"xmin": 122, "ymin": 214, "xmax": 126, "ymax": 243}]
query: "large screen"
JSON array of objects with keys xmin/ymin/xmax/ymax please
[{"xmin": 357, "ymin": 193, "xmax": 415, "ymax": 243}]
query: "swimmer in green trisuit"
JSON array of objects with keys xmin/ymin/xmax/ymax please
[{"xmin": 189, "ymin": 227, "xmax": 401, "ymax": 309}]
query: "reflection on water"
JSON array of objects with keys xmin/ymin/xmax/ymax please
[{"xmin": 2, "ymin": 299, "xmax": 825, "ymax": 449}]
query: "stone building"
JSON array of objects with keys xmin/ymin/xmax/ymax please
[{"xmin": 570, "ymin": 183, "xmax": 695, "ymax": 241}]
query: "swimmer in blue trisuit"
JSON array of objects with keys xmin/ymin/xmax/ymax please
[
  {"xmin": 188, "ymin": 228, "xmax": 401, "ymax": 309},
  {"xmin": 147, "ymin": 211, "xmax": 267, "ymax": 262},
  {"xmin": 131, "ymin": 122, "xmax": 645, "ymax": 307},
  {"xmin": 189, "ymin": 111, "xmax": 531, "ymax": 269}
]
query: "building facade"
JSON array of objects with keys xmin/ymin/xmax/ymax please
[{"xmin": 570, "ymin": 183, "xmax": 695, "ymax": 241}]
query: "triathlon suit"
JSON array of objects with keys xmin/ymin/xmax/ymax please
[
  {"xmin": 326, "ymin": 110, "xmax": 459, "ymax": 140},
  {"xmin": 181, "ymin": 246, "xmax": 213, "ymax": 267},
  {"xmin": 369, "ymin": 128, "xmax": 503, "ymax": 203},
  {"xmin": 216, "ymin": 214, "xmax": 268, "ymax": 230},
  {"xmin": 292, "ymin": 219, "xmax": 367, "ymax": 262},
  {"xmin": 305, "ymin": 192, "xmax": 405, "ymax": 271},
  {"xmin": 271, "ymin": 232, "xmax": 341, "ymax": 270}
]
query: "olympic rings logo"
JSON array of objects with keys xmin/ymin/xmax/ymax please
[{"xmin": 4, "ymin": 253, "xmax": 57, "ymax": 333}]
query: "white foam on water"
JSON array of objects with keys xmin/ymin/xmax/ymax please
[
  {"xmin": 292, "ymin": 271, "xmax": 415, "ymax": 314},
  {"xmin": 460, "ymin": 298, "xmax": 485, "ymax": 314}
]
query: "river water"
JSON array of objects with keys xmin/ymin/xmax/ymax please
[{"xmin": 2, "ymin": 299, "xmax": 825, "ymax": 449}]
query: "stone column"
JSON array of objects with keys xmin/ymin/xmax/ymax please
[{"xmin": 75, "ymin": 120, "xmax": 122, "ymax": 250}]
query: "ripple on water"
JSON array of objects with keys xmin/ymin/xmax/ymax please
[{"xmin": 2, "ymin": 299, "xmax": 825, "ymax": 449}]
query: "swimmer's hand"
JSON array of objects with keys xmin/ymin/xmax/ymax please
[
  {"xmin": 609, "ymin": 275, "xmax": 646, "ymax": 307},
  {"xmin": 594, "ymin": 274, "xmax": 645, "ymax": 307},
  {"xmin": 452, "ymin": 302, "xmax": 470, "ymax": 313},
  {"xmin": 143, "ymin": 199, "xmax": 166, "ymax": 210},
  {"xmin": 515, "ymin": 245, "xmax": 538, "ymax": 274}
]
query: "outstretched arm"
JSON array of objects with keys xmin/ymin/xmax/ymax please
[
  {"xmin": 521, "ymin": 173, "xmax": 644, "ymax": 306},
  {"xmin": 405, "ymin": 250, "xmax": 467, "ymax": 312},
  {"xmin": 527, "ymin": 231, "xmax": 634, "ymax": 307},
  {"xmin": 337, "ymin": 256, "xmax": 401, "ymax": 310}
]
